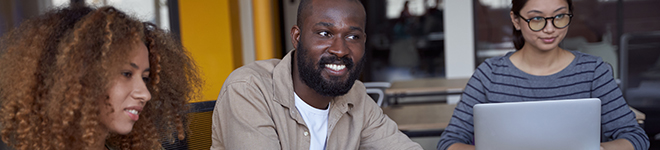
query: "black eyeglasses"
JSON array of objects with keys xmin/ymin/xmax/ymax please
[{"xmin": 519, "ymin": 14, "xmax": 573, "ymax": 31}]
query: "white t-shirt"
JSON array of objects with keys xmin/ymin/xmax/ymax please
[{"xmin": 294, "ymin": 92, "xmax": 329, "ymax": 150}]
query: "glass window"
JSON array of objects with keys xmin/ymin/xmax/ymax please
[
  {"xmin": 51, "ymin": 0, "xmax": 170, "ymax": 30},
  {"xmin": 386, "ymin": 0, "xmax": 439, "ymax": 19},
  {"xmin": 618, "ymin": 0, "xmax": 660, "ymax": 116},
  {"xmin": 363, "ymin": 0, "xmax": 446, "ymax": 82}
]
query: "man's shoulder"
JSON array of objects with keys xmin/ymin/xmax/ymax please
[
  {"xmin": 218, "ymin": 59, "xmax": 285, "ymax": 103},
  {"xmin": 346, "ymin": 80, "xmax": 367, "ymax": 96},
  {"xmin": 226, "ymin": 59, "xmax": 282, "ymax": 83},
  {"xmin": 342, "ymin": 80, "xmax": 376, "ymax": 107}
]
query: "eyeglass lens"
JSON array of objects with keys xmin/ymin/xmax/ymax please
[{"xmin": 529, "ymin": 14, "xmax": 571, "ymax": 31}]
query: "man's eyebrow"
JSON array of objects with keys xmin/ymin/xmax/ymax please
[
  {"xmin": 315, "ymin": 22, "xmax": 334, "ymax": 27},
  {"xmin": 144, "ymin": 68, "xmax": 151, "ymax": 72},
  {"xmin": 314, "ymin": 22, "xmax": 363, "ymax": 32},
  {"xmin": 350, "ymin": 26, "xmax": 364, "ymax": 32}
]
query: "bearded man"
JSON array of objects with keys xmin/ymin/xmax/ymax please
[{"xmin": 210, "ymin": 0, "xmax": 422, "ymax": 149}]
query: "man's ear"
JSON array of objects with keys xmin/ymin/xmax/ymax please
[
  {"xmin": 510, "ymin": 11, "xmax": 521, "ymax": 30},
  {"xmin": 291, "ymin": 25, "xmax": 301, "ymax": 49}
]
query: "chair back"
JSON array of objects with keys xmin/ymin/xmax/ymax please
[
  {"xmin": 162, "ymin": 101, "xmax": 216, "ymax": 150},
  {"xmin": 364, "ymin": 82, "xmax": 392, "ymax": 107}
]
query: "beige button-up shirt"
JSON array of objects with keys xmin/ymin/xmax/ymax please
[{"xmin": 211, "ymin": 50, "xmax": 422, "ymax": 150}]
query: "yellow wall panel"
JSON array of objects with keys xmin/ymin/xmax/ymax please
[
  {"xmin": 179, "ymin": 0, "xmax": 242, "ymax": 102},
  {"xmin": 253, "ymin": 0, "xmax": 280, "ymax": 60}
]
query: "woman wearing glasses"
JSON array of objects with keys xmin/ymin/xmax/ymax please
[{"xmin": 437, "ymin": 0, "xmax": 649, "ymax": 150}]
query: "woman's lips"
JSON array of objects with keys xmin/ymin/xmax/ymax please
[
  {"xmin": 124, "ymin": 106, "xmax": 142, "ymax": 121},
  {"xmin": 125, "ymin": 110, "xmax": 139, "ymax": 121},
  {"xmin": 541, "ymin": 37, "xmax": 556, "ymax": 43}
]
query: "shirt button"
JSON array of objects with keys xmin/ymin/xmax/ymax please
[{"xmin": 303, "ymin": 131, "xmax": 309, "ymax": 136}]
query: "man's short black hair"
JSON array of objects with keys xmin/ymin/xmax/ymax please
[
  {"xmin": 296, "ymin": 0, "xmax": 362, "ymax": 30},
  {"xmin": 296, "ymin": 0, "xmax": 312, "ymax": 29}
]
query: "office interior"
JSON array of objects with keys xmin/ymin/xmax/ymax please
[{"xmin": 1, "ymin": 0, "xmax": 659, "ymax": 149}]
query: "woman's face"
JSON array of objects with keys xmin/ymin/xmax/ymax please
[
  {"xmin": 512, "ymin": 0, "xmax": 570, "ymax": 51},
  {"xmin": 100, "ymin": 43, "xmax": 152, "ymax": 135}
]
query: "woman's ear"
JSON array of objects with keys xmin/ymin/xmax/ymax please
[{"xmin": 510, "ymin": 11, "xmax": 521, "ymax": 31}]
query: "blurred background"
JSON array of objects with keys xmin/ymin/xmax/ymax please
[{"xmin": 1, "ymin": 0, "xmax": 660, "ymax": 149}]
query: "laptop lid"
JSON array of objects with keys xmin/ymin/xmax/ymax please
[{"xmin": 473, "ymin": 98, "xmax": 601, "ymax": 150}]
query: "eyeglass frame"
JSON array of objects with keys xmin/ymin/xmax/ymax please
[{"xmin": 518, "ymin": 14, "xmax": 574, "ymax": 31}]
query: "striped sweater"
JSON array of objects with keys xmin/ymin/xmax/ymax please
[{"xmin": 437, "ymin": 51, "xmax": 649, "ymax": 150}]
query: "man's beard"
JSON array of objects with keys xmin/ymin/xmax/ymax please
[{"xmin": 296, "ymin": 42, "xmax": 365, "ymax": 97}]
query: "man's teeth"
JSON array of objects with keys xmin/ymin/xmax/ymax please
[
  {"xmin": 325, "ymin": 64, "xmax": 346, "ymax": 71},
  {"xmin": 126, "ymin": 109, "xmax": 138, "ymax": 115}
]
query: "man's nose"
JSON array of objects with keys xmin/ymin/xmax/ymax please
[{"xmin": 327, "ymin": 36, "xmax": 349, "ymax": 58}]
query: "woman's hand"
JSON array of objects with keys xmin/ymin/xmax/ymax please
[
  {"xmin": 600, "ymin": 139, "xmax": 634, "ymax": 150},
  {"xmin": 447, "ymin": 143, "xmax": 475, "ymax": 150}
]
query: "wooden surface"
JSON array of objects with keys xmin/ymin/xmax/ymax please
[
  {"xmin": 631, "ymin": 107, "xmax": 646, "ymax": 124},
  {"xmin": 383, "ymin": 103, "xmax": 647, "ymax": 131},
  {"xmin": 382, "ymin": 103, "xmax": 456, "ymax": 131},
  {"xmin": 382, "ymin": 78, "xmax": 647, "ymax": 130},
  {"xmin": 385, "ymin": 78, "xmax": 470, "ymax": 95}
]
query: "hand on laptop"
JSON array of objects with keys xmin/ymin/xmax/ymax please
[
  {"xmin": 447, "ymin": 143, "xmax": 475, "ymax": 150},
  {"xmin": 600, "ymin": 139, "xmax": 635, "ymax": 150}
]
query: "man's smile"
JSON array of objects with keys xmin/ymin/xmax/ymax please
[{"xmin": 324, "ymin": 63, "xmax": 348, "ymax": 76}]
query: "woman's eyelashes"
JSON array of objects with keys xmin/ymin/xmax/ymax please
[
  {"xmin": 530, "ymin": 16, "xmax": 544, "ymax": 21},
  {"xmin": 122, "ymin": 71, "xmax": 151, "ymax": 83},
  {"xmin": 122, "ymin": 71, "xmax": 133, "ymax": 78},
  {"xmin": 142, "ymin": 76, "xmax": 151, "ymax": 83}
]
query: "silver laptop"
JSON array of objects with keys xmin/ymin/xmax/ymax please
[{"xmin": 473, "ymin": 98, "xmax": 601, "ymax": 150}]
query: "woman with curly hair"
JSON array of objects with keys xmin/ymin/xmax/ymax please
[{"xmin": 0, "ymin": 5, "xmax": 202, "ymax": 150}]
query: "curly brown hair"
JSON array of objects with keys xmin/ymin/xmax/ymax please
[{"xmin": 0, "ymin": 5, "xmax": 201, "ymax": 150}]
